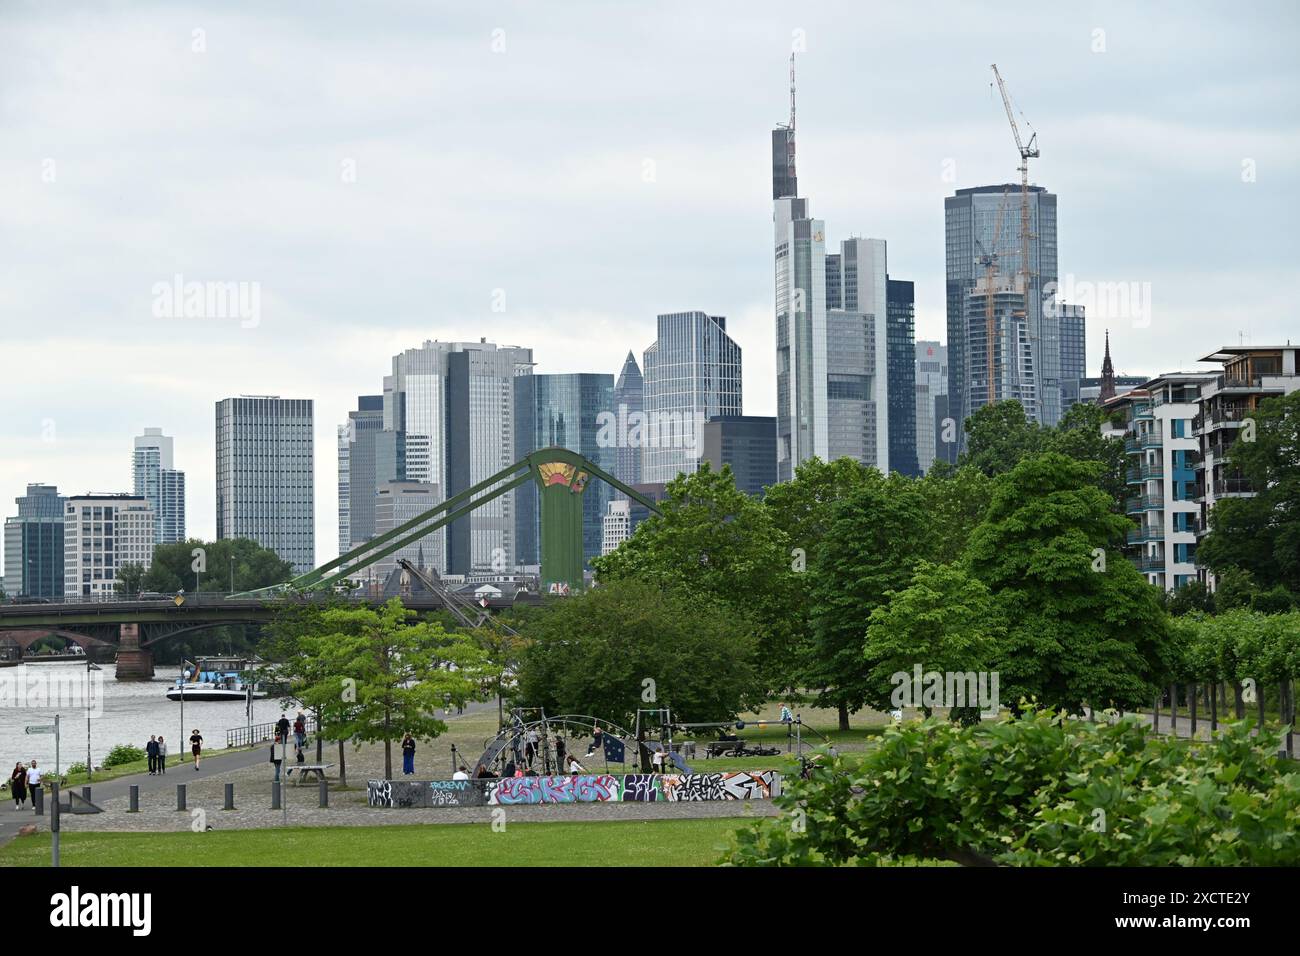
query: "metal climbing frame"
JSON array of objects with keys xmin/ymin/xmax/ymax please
[
  {"xmin": 474, "ymin": 710, "xmax": 635, "ymax": 776},
  {"xmin": 234, "ymin": 447, "xmax": 661, "ymax": 599}
]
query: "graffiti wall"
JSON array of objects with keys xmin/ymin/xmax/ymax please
[{"xmin": 366, "ymin": 771, "xmax": 781, "ymax": 808}]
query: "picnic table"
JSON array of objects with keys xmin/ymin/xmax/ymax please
[{"xmin": 284, "ymin": 764, "xmax": 332, "ymax": 786}]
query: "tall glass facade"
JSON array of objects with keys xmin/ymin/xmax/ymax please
[
  {"xmin": 642, "ymin": 312, "xmax": 742, "ymax": 484},
  {"xmin": 514, "ymin": 372, "xmax": 614, "ymax": 565},
  {"xmin": 133, "ymin": 428, "xmax": 186, "ymax": 544},
  {"xmin": 611, "ymin": 351, "xmax": 643, "ymax": 491},
  {"xmin": 945, "ymin": 184, "xmax": 1059, "ymax": 447},
  {"xmin": 3, "ymin": 483, "xmax": 65, "ymax": 599},
  {"xmin": 215, "ymin": 396, "xmax": 315, "ymax": 574},
  {"xmin": 886, "ymin": 279, "xmax": 919, "ymax": 477}
]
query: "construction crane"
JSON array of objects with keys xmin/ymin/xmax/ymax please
[
  {"xmin": 974, "ymin": 189, "xmax": 1011, "ymax": 406},
  {"xmin": 990, "ymin": 64, "xmax": 1038, "ymax": 300},
  {"xmin": 395, "ymin": 558, "xmax": 520, "ymax": 639}
]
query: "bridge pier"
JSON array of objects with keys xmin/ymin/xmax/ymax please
[{"xmin": 114, "ymin": 623, "xmax": 154, "ymax": 680}]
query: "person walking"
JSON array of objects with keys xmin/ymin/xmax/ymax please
[
  {"xmin": 275, "ymin": 713, "xmax": 291, "ymax": 742},
  {"xmin": 270, "ymin": 735, "xmax": 283, "ymax": 782},
  {"xmin": 10, "ymin": 762, "xmax": 27, "ymax": 809},
  {"xmin": 401, "ymin": 733, "xmax": 416, "ymax": 776},
  {"xmin": 293, "ymin": 712, "xmax": 307, "ymax": 752},
  {"xmin": 157, "ymin": 736, "xmax": 168, "ymax": 773},
  {"xmin": 25, "ymin": 761, "xmax": 42, "ymax": 809},
  {"xmin": 146, "ymin": 735, "xmax": 159, "ymax": 775},
  {"xmin": 189, "ymin": 729, "xmax": 203, "ymax": 770}
]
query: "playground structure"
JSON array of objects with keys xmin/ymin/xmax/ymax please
[
  {"xmin": 237, "ymin": 447, "xmax": 661, "ymax": 600},
  {"xmin": 467, "ymin": 705, "xmax": 831, "ymax": 779}
]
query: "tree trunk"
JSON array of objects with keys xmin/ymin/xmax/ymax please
[
  {"xmin": 1189, "ymin": 682, "xmax": 1197, "ymax": 739},
  {"xmin": 1210, "ymin": 684, "xmax": 1218, "ymax": 733},
  {"xmin": 337, "ymin": 739, "xmax": 347, "ymax": 789},
  {"xmin": 1169, "ymin": 683, "xmax": 1178, "ymax": 735},
  {"xmin": 384, "ymin": 739, "xmax": 392, "ymax": 780},
  {"xmin": 1233, "ymin": 681, "xmax": 1245, "ymax": 719},
  {"xmin": 1152, "ymin": 695, "xmax": 1160, "ymax": 734},
  {"xmin": 1286, "ymin": 679, "xmax": 1295, "ymax": 757},
  {"xmin": 837, "ymin": 700, "xmax": 850, "ymax": 732},
  {"xmin": 315, "ymin": 709, "xmax": 323, "ymax": 762}
]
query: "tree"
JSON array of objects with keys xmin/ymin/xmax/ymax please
[
  {"xmin": 286, "ymin": 599, "xmax": 495, "ymax": 779},
  {"xmin": 807, "ymin": 474, "xmax": 934, "ymax": 729},
  {"xmin": 113, "ymin": 562, "xmax": 146, "ymax": 597},
  {"xmin": 1199, "ymin": 391, "xmax": 1300, "ymax": 597},
  {"xmin": 1045, "ymin": 401, "xmax": 1127, "ymax": 511},
  {"xmin": 592, "ymin": 463, "xmax": 798, "ymax": 694},
  {"xmin": 862, "ymin": 562, "xmax": 1005, "ymax": 722},
  {"xmin": 960, "ymin": 400, "xmax": 1045, "ymax": 477},
  {"xmin": 142, "ymin": 538, "xmax": 294, "ymax": 594},
  {"xmin": 964, "ymin": 452, "xmax": 1170, "ymax": 713},
  {"xmin": 915, "ymin": 465, "xmax": 993, "ymax": 563},
  {"xmin": 515, "ymin": 579, "xmax": 759, "ymax": 727}
]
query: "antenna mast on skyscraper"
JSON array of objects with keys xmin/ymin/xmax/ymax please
[{"xmin": 789, "ymin": 53, "xmax": 796, "ymax": 131}]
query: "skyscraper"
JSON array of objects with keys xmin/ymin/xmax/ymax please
[
  {"xmin": 886, "ymin": 279, "xmax": 919, "ymax": 477},
  {"xmin": 914, "ymin": 341, "xmax": 949, "ymax": 474},
  {"xmin": 611, "ymin": 351, "xmax": 644, "ymax": 490},
  {"xmin": 3, "ymin": 484, "xmax": 65, "ymax": 599},
  {"xmin": 699, "ymin": 416, "xmax": 777, "ymax": 495},
  {"xmin": 132, "ymin": 427, "xmax": 186, "ymax": 544},
  {"xmin": 341, "ymin": 396, "xmax": 385, "ymax": 551},
  {"xmin": 642, "ymin": 311, "xmax": 742, "ymax": 484},
  {"xmin": 384, "ymin": 339, "xmax": 533, "ymax": 574},
  {"xmin": 514, "ymin": 372, "xmax": 615, "ymax": 565},
  {"xmin": 945, "ymin": 184, "xmax": 1059, "ymax": 446},
  {"xmin": 63, "ymin": 494, "xmax": 154, "ymax": 599},
  {"xmin": 215, "ymin": 396, "xmax": 315, "ymax": 574},
  {"xmin": 1058, "ymin": 303, "xmax": 1088, "ymax": 413},
  {"xmin": 372, "ymin": 480, "xmax": 444, "ymax": 586}
]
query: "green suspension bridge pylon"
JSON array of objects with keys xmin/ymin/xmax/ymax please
[{"xmin": 237, "ymin": 447, "xmax": 660, "ymax": 598}]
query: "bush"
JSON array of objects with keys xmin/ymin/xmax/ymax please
[
  {"xmin": 726, "ymin": 710, "xmax": 1300, "ymax": 866},
  {"xmin": 66, "ymin": 762, "xmax": 88, "ymax": 775},
  {"xmin": 102, "ymin": 744, "xmax": 146, "ymax": 768}
]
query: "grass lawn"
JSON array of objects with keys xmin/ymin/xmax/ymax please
[{"xmin": 0, "ymin": 818, "xmax": 746, "ymax": 868}]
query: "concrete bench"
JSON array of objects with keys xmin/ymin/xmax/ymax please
[{"xmin": 285, "ymin": 764, "xmax": 332, "ymax": 786}]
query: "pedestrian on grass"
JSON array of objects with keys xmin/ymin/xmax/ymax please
[
  {"xmin": 401, "ymin": 733, "xmax": 416, "ymax": 775},
  {"xmin": 189, "ymin": 729, "xmax": 203, "ymax": 770},
  {"xmin": 10, "ymin": 762, "xmax": 27, "ymax": 809}
]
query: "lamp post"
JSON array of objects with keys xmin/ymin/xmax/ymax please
[{"xmin": 86, "ymin": 659, "xmax": 101, "ymax": 782}]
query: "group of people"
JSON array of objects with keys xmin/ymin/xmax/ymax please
[
  {"xmin": 268, "ymin": 712, "xmax": 309, "ymax": 781},
  {"xmin": 145, "ymin": 729, "xmax": 205, "ymax": 774},
  {"xmin": 8, "ymin": 761, "xmax": 42, "ymax": 809}
]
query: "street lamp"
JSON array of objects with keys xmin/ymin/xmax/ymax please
[{"xmin": 86, "ymin": 659, "xmax": 101, "ymax": 782}]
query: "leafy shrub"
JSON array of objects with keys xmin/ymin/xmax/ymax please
[
  {"xmin": 102, "ymin": 744, "xmax": 146, "ymax": 768},
  {"xmin": 726, "ymin": 710, "xmax": 1300, "ymax": 866}
]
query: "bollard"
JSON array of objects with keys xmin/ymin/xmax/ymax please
[
  {"xmin": 176, "ymin": 784, "xmax": 186, "ymax": 812},
  {"xmin": 319, "ymin": 778, "xmax": 328, "ymax": 808},
  {"xmin": 271, "ymin": 782, "xmax": 281, "ymax": 810},
  {"xmin": 224, "ymin": 783, "xmax": 235, "ymax": 811},
  {"xmin": 128, "ymin": 784, "xmax": 139, "ymax": 813},
  {"xmin": 33, "ymin": 786, "xmax": 43, "ymax": 816}
]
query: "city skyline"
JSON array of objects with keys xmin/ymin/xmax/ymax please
[{"xmin": 3, "ymin": 2, "xmax": 1296, "ymax": 557}]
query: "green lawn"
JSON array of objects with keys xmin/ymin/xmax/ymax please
[{"xmin": 0, "ymin": 818, "xmax": 748, "ymax": 868}]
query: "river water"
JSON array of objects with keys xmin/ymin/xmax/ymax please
[{"xmin": 1, "ymin": 662, "xmax": 295, "ymax": 775}]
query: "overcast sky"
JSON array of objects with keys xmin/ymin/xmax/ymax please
[{"xmin": 2, "ymin": 0, "xmax": 1297, "ymax": 563}]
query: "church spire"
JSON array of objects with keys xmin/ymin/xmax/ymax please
[{"xmin": 1099, "ymin": 329, "xmax": 1116, "ymax": 402}]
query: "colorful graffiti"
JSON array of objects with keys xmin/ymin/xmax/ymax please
[
  {"xmin": 367, "ymin": 771, "xmax": 782, "ymax": 808},
  {"xmin": 491, "ymin": 774, "xmax": 619, "ymax": 805}
]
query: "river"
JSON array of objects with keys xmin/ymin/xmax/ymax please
[{"xmin": 1, "ymin": 662, "xmax": 296, "ymax": 775}]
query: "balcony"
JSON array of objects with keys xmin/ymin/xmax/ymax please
[
  {"xmin": 1126, "ymin": 467, "xmax": 1142, "ymax": 484},
  {"xmin": 1213, "ymin": 478, "xmax": 1254, "ymax": 497},
  {"xmin": 1206, "ymin": 407, "xmax": 1250, "ymax": 429},
  {"xmin": 1140, "ymin": 433, "xmax": 1163, "ymax": 449},
  {"xmin": 1125, "ymin": 496, "xmax": 1143, "ymax": 515},
  {"xmin": 1142, "ymin": 493, "xmax": 1165, "ymax": 510},
  {"xmin": 1141, "ymin": 462, "xmax": 1164, "ymax": 480},
  {"xmin": 1137, "ymin": 554, "xmax": 1165, "ymax": 572},
  {"xmin": 1124, "ymin": 437, "xmax": 1142, "ymax": 455},
  {"xmin": 1131, "ymin": 404, "xmax": 1154, "ymax": 421}
]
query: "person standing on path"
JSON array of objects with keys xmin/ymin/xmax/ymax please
[
  {"xmin": 10, "ymin": 762, "xmax": 27, "ymax": 809},
  {"xmin": 293, "ymin": 712, "xmax": 307, "ymax": 751},
  {"xmin": 401, "ymin": 734, "xmax": 416, "ymax": 775},
  {"xmin": 270, "ymin": 735, "xmax": 283, "ymax": 782},
  {"xmin": 25, "ymin": 761, "xmax": 42, "ymax": 809},
  {"xmin": 275, "ymin": 713, "xmax": 291, "ymax": 743},
  {"xmin": 157, "ymin": 737, "xmax": 167, "ymax": 773},
  {"xmin": 146, "ymin": 735, "xmax": 159, "ymax": 774},
  {"xmin": 189, "ymin": 729, "xmax": 203, "ymax": 770}
]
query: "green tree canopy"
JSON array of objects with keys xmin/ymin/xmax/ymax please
[
  {"xmin": 514, "ymin": 578, "xmax": 760, "ymax": 727},
  {"xmin": 591, "ymin": 463, "xmax": 798, "ymax": 693},
  {"xmin": 964, "ymin": 452, "xmax": 1169, "ymax": 712},
  {"xmin": 140, "ymin": 537, "xmax": 294, "ymax": 594},
  {"xmin": 960, "ymin": 400, "xmax": 1045, "ymax": 477}
]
